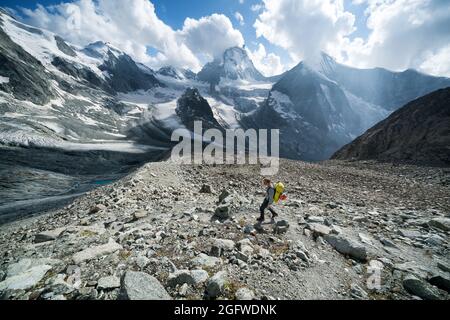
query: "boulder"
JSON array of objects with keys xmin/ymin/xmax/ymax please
[
  {"xmin": 403, "ymin": 275, "xmax": 442, "ymax": 300},
  {"xmin": 191, "ymin": 254, "xmax": 222, "ymax": 268},
  {"xmin": 210, "ymin": 238, "xmax": 235, "ymax": 256},
  {"xmin": 121, "ymin": 271, "xmax": 171, "ymax": 300},
  {"xmin": 167, "ymin": 270, "xmax": 195, "ymax": 287},
  {"xmin": 308, "ymin": 223, "xmax": 331, "ymax": 237},
  {"xmin": 97, "ymin": 276, "xmax": 121, "ymax": 290},
  {"xmin": 34, "ymin": 227, "xmax": 66, "ymax": 243},
  {"xmin": 89, "ymin": 204, "xmax": 106, "ymax": 214},
  {"xmin": 190, "ymin": 270, "xmax": 209, "ymax": 285},
  {"xmin": 205, "ymin": 271, "xmax": 227, "ymax": 299},
  {"xmin": 398, "ymin": 229, "xmax": 422, "ymax": 239},
  {"xmin": 429, "ymin": 274, "xmax": 450, "ymax": 293},
  {"xmin": 133, "ymin": 210, "xmax": 148, "ymax": 220},
  {"xmin": 324, "ymin": 234, "xmax": 368, "ymax": 261},
  {"xmin": 200, "ymin": 184, "xmax": 213, "ymax": 194},
  {"xmin": 0, "ymin": 265, "xmax": 52, "ymax": 291},
  {"xmin": 72, "ymin": 239, "xmax": 123, "ymax": 264},
  {"xmin": 429, "ymin": 218, "xmax": 450, "ymax": 231},
  {"xmin": 214, "ymin": 205, "xmax": 230, "ymax": 219},
  {"xmin": 306, "ymin": 216, "xmax": 325, "ymax": 224}
]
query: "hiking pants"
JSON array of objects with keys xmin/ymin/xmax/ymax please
[{"xmin": 260, "ymin": 198, "xmax": 278, "ymax": 219}]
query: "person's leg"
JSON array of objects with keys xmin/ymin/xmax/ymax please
[
  {"xmin": 268, "ymin": 206, "xmax": 278, "ymax": 219},
  {"xmin": 259, "ymin": 199, "xmax": 268, "ymax": 221}
]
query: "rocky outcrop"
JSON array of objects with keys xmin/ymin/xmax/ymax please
[{"xmin": 176, "ymin": 88, "xmax": 223, "ymax": 132}]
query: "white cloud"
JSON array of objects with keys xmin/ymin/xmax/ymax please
[
  {"xmin": 178, "ymin": 13, "xmax": 244, "ymax": 62},
  {"xmin": 19, "ymin": 0, "xmax": 244, "ymax": 72},
  {"xmin": 247, "ymin": 44, "xmax": 286, "ymax": 77},
  {"xmin": 251, "ymin": 4, "xmax": 263, "ymax": 12},
  {"xmin": 343, "ymin": 0, "xmax": 450, "ymax": 77},
  {"xmin": 254, "ymin": 0, "xmax": 450, "ymax": 77},
  {"xmin": 234, "ymin": 12, "xmax": 245, "ymax": 26},
  {"xmin": 254, "ymin": 0, "xmax": 356, "ymax": 63}
]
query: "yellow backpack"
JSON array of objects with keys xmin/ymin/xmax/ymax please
[{"xmin": 273, "ymin": 182, "xmax": 285, "ymax": 204}]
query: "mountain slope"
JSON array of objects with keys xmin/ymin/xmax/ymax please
[
  {"xmin": 332, "ymin": 88, "xmax": 450, "ymax": 165},
  {"xmin": 243, "ymin": 53, "xmax": 450, "ymax": 161}
]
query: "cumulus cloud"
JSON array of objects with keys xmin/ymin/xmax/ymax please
[
  {"xmin": 19, "ymin": 0, "xmax": 244, "ymax": 72},
  {"xmin": 254, "ymin": 0, "xmax": 450, "ymax": 77},
  {"xmin": 247, "ymin": 44, "xmax": 286, "ymax": 76},
  {"xmin": 343, "ymin": 0, "xmax": 450, "ymax": 77},
  {"xmin": 179, "ymin": 14, "xmax": 244, "ymax": 62},
  {"xmin": 254, "ymin": 0, "xmax": 356, "ymax": 62}
]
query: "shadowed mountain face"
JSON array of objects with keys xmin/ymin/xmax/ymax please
[
  {"xmin": 242, "ymin": 53, "xmax": 450, "ymax": 161},
  {"xmin": 332, "ymin": 88, "xmax": 450, "ymax": 166},
  {"xmin": 176, "ymin": 88, "xmax": 223, "ymax": 132}
]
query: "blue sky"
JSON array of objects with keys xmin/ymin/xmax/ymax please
[{"xmin": 2, "ymin": 1, "xmax": 449, "ymax": 77}]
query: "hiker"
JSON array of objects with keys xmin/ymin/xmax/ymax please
[{"xmin": 257, "ymin": 178, "xmax": 279, "ymax": 223}]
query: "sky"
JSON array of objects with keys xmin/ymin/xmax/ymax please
[{"xmin": 3, "ymin": 0, "xmax": 450, "ymax": 77}]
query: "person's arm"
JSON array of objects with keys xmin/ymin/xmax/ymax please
[{"xmin": 267, "ymin": 188, "xmax": 275, "ymax": 205}]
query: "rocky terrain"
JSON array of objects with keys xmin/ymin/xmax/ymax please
[
  {"xmin": 0, "ymin": 159, "xmax": 449, "ymax": 300},
  {"xmin": 333, "ymin": 88, "xmax": 450, "ymax": 166}
]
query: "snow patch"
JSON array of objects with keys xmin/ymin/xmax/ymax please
[{"xmin": 0, "ymin": 76, "xmax": 9, "ymax": 84}]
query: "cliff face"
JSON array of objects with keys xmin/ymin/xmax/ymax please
[{"xmin": 333, "ymin": 88, "xmax": 450, "ymax": 166}]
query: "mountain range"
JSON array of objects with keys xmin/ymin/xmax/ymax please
[{"xmin": 1, "ymin": 9, "xmax": 450, "ymax": 217}]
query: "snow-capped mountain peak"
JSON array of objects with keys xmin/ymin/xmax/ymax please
[
  {"xmin": 301, "ymin": 51, "xmax": 337, "ymax": 77},
  {"xmin": 82, "ymin": 41, "xmax": 124, "ymax": 61},
  {"xmin": 197, "ymin": 46, "xmax": 266, "ymax": 84}
]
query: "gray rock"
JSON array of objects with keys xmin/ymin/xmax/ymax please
[
  {"xmin": 403, "ymin": 275, "xmax": 442, "ymax": 300},
  {"xmin": 394, "ymin": 262, "xmax": 433, "ymax": 279},
  {"xmin": 350, "ymin": 284, "xmax": 369, "ymax": 300},
  {"xmin": 34, "ymin": 227, "xmax": 66, "ymax": 243},
  {"xmin": 210, "ymin": 238, "xmax": 235, "ymax": 256},
  {"xmin": 306, "ymin": 216, "xmax": 325, "ymax": 223},
  {"xmin": 243, "ymin": 225, "xmax": 256, "ymax": 234},
  {"xmin": 235, "ymin": 288, "xmax": 255, "ymax": 300},
  {"xmin": 191, "ymin": 254, "xmax": 222, "ymax": 268},
  {"xmin": 97, "ymin": 276, "xmax": 121, "ymax": 290},
  {"xmin": 429, "ymin": 218, "xmax": 450, "ymax": 231},
  {"xmin": 296, "ymin": 251, "xmax": 309, "ymax": 263},
  {"xmin": 425, "ymin": 234, "xmax": 445, "ymax": 246},
  {"xmin": 437, "ymin": 261, "xmax": 450, "ymax": 273},
  {"xmin": 121, "ymin": 271, "xmax": 171, "ymax": 300},
  {"xmin": 308, "ymin": 223, "xmax": 332, "ymax": 236},
  {"xmin": 0, "ymin": 264, "xmax": 52, "ymax": 291},
  {"xmin": 214, "ymin": 205, "xmax": 230, "ymax": 219},
  {"xmin": 190, "ymin": 270, "xmax": 209, "ymax": 285},
  {"xmin": 133, "ymin": 210, "xmax": 148, "ymax": 220},
  {"xmin": 200, "ymin": 184, "xmax": 213, "ymax": 194},
  {"xmin": 6, "ymin": 258, "xmax": 62, "ymax": 277},
  {"xmin": 219, "ymin": 190, "xmax": 231, "ymax": 203},
  {"xmin": 167, "ymin": 270, "xmax": 195, "ymax": 287},
  {"xmin": 72, "ymin": 239, "xmax": 123, "ymax": 264},
  {"xmin": 398, "ymin": 229, "xmax": 422, "ymax": 239},
  {"xmin": 205, "ymin": 271, "xmax": 227, "ymax": 299},
  {"xmin": 429, "ymin": 274, "xmax": 450, "ymax": 293},
  {"xmin": 324, "ymin": 234, "xmax": 368, "ymax": 261},
  {"xmin": 380, "ymin": 238, "xmax": 398, "ymax": 248}
]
